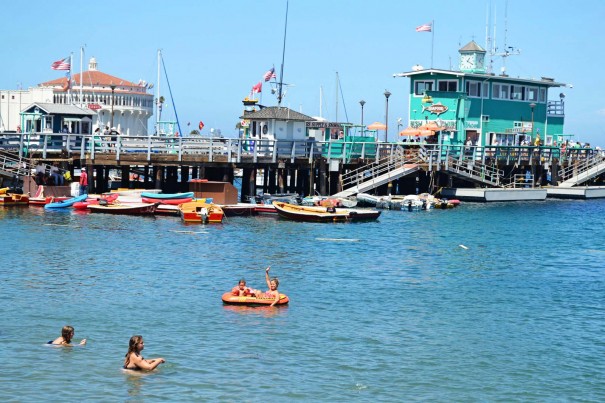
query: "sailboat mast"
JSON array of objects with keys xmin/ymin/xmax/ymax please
[
  {"xmin": 80, "ymin": 46, "xmax": 84, "ymax": 107},
  {"xmin": 335, "ymin": 72, "xmax": 339, "ymax": 122},
  {"xmin": 277, "ymin": 0, "xmax": 289, "ymax": 106},
  {"xmin": 156, "ymin": 49, "xmax": 161, "ymax": 134}
]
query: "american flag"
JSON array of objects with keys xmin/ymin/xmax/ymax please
[
  {"xmin": 263, "ymin": 67, "xmax": 276, "ymax": 82},
  {"xmin": 51, "ymin": 56, "xmax": 71, "ymax": 71},
  {"xmin": 415, "ymin": 23, "xmax": 432, "ymax": 32}
]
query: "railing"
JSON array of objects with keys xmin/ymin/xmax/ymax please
[
  {"xmin": 503, "ymin": 173, "xmax": 535, "ymax": 189},
  {"xmin": 558, "ymin": 152, "xmax": 605, "ymax": 182},
  {"xmin": 444, "ymin": 155, "xmax": 504, "ymax": 186}
]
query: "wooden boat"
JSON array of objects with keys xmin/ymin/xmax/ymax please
[
  {"xmin": 254, "ymin": 203, "xmax": 277, "ymax": 214},
  {"xmin": 154, "ymin": 204, "xmax": 181, "ymax": 216},
  {"xmin": 140, "ymin": 191, "xmax": 194, "ymax": 200},
  {"xmin": 179, "ymin": 200, "xmax": 224, "ymax": 223},
  {"xmin": 141, "ymin": 197, "xmax": 192, "ymax": 205},
  {"xmin": 44, "ymin": 194, "xmax": 88, "ymax": 209},
  {"xmin": 73, "ymin": 193, "xmax": 119, "ymax": 210},
  {"xmin": 87, "ymin": 202, "xmax": 159, "ymax": 215},
  {"xmin": 221, "ymin": 292, "xmax": 289, "ymax": 306},
  {"xmin": 0, "ymin": 193, "xmax": 29, "ymax": 206},
  {"xmin": 221, "ymin": 203, "xmax": 257, "ymax": 217},
  {"xmin": 272, "ymin": 202, "xmax": 381, "ymax": 223}
]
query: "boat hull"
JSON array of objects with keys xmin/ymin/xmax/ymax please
[
  {"xmin": 179, "ymin": 201, "xmax": 224, "ymax": 223},
  {"xmin": 87, "ymin": 202, "xmax": 158, "ymax": 215},
  {"xmin": 0, "ymin": 193, "xmax": 29, "ymax": 206},
  {"xmin": 272, "ymin": 202, "xmax": 380, "ymax": 222}
]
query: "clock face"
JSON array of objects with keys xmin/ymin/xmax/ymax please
[{"xmin": 460, "ymin": 54, "xmax": 474, "ymax": 70}]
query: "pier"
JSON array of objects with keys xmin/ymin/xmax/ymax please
[{"xmin": 2, "ymin": 132, "xmax": 605, "ymax": 201}]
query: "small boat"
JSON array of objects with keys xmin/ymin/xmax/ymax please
[
  {"xmin": 141, "ymin": 197, "xmax": 192, "ymax": 205},
  {"xmin": 140, "ymin": 191, "xmax": 195, "ymax": 200},
  {"xmin": 154, "ymin": 204, "xmax": 181, "ymax": 216},
  {"xmin": 29, "ymin": 196, "xmax": 70, "ymax": 206},
  {"xmin": 221, "ymin": 292, "xmax": 289, "ymax": 306},
  {"xmin": 220, "ymin": 203, "xmax": 258, "ymax": 217},
  {"xmin": 73, "ymin": 193, "xmax": 119, "ymax": 210},
  {"xmin": 433, "ymin": 199, "xmax": 461, "ymax": 209},
  {"xmin": 179, "ymin": 200, "xmax": 224, "ymax": 223},
  {"xmin": 272, "ymin": 202, "xmax": 381, "ymax": 223},
  {"xmin": 112, "ymin": 188, "xmax": 161, "ymax": 197},
  {"xmin": 44, "ymin": 194, "xmax": 88, "ymax": 209},
  {"xmin": 301, "ymin": 196, "xmax": 357, "ymax": 208},
  {"xmin": 0, "ymin": 193, "xmax": 29, "ymax": 206},
  {"xmin": 87, "ymin": 202, "xmax": 159, "ymax": 215}
]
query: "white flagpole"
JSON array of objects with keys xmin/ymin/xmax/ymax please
[
  {"xmin": 69, "ymin": 53, "xmax": 73, "ymax": 104},
  {"xmin": 431, "ymin": 20, "xmax": 435, "ymax": 68},
  {"xmin": 80, "ymin": 46, "xmax": 84, "ymax": 107}
]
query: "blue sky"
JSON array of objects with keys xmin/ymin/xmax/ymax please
[{"xmin": 2, "ymin": 0, "xmax": 604, "ymax": 145}]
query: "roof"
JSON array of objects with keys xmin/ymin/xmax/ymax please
[
  {"xmin": 240, "ymin": 106, "xmax": 315, "ymax": 121},
  {"xmin": 393, "ymin": 68, "xmax": 567, "ymax": 87},
  {"xmin": 39, "ymin": 70, "xmax": 148, "ymax": 94},
  {"xmin": 459, "ymin": 40, "xmax": 486, "ymax": 53},
  {"xmin": 24, "ymin": 102, "xmax": 96, "ymax": 116}
]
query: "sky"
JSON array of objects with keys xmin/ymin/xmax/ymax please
[{"xmin": 2, "ymin": 0, "xmax": 604, "ymax": 145}]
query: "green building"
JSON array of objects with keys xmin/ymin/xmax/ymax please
[{"xmin": 394, "ymin": 41, "xmax": 568, "ymax": 147}]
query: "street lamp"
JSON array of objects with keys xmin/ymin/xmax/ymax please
[
  {"xmin": 359, "ymin": 100, "xmax": 366, "ymax": 134},
  {"xmin": 384, "ymin": 90, "xmax": 391, "ymax": 142},
  {"xmin": 529, "ymin": 102, "xmax": 536, "ymax": 137},
  {"xmin": 110, "ymin": 84, "xmax": 116, "ymax": 129}
]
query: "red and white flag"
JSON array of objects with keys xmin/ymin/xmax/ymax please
[
  {"xmin": 415, "ymin": 23, "xmax": 432, "ymax": 32},
  {"xmin": 51, "ymin": 56, "xmax": 71, "ymax": 71},
  {"xmin": 263, "ymin": 67, "xmax": 276, "ymax": 82},
  {"xmin": 252, "ymin": 82, "xmax": 262, "ymax": 93},
  {"xmin": 198, "ymin": 121, "xmax": 204, "ymax": 130}
]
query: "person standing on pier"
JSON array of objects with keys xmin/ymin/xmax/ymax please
[{"xmin": 79, "ymin": 167, "xmax": 88, "ymax": 195}]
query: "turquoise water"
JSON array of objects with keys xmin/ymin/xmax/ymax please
[{"xmin": 1, "ymin": 200, "xmax": 604, "ymax": 401}]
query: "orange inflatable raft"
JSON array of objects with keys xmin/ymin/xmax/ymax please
[{"xmin": 221, "ymin": 292, "xmax": 289, "ymax": 306}]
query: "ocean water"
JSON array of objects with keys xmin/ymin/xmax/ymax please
[{"xmin": 1, "ymin": 200, "xmax": 604, "ymax": 402}]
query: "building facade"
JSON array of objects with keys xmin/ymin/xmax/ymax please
[{"xmin": 395, "ymin": 41, "xmax": 567, "ymax": 147}]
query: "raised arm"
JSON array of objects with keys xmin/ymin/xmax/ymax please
[{"xmin": 264, "ymin": 266, "xmax": 271, "ymax": 288}]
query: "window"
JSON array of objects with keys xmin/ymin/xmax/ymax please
[
  {"xmin": 482, "ymin": 115, "xmax": 490, "ymax": 122},
  {"xmin": 539, "ymin": 88, "xmax": 547, "ymax": 103},
  {"xmin": 511, "ymin": 85, "xmax": 524, "ymax": 100},
  {"xmin": 526, "ymin": 87, "xmax": 538, "ymax": 102},
  {"xmin": 414, "ymin": 80, "xmax": 433, "ymax": 95},
  {"xmin": 438, "ymin": 80, "xmax": 458, "ymax": 92},
  {"xmin": 466, "ymin": 80, "xmax": 482, "ymax": 97}
]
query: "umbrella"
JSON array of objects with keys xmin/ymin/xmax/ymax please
[
  {"xmin": 399, "ymin": 127, "xmax": 421, "ymax": 136},
  {"xmin": 367, "ymin": 121, "xmax": 387, "ymax": 130},
  {"xmin": 418, "ymin": 130, "xmax": 435, "ymax": 137},
  {"xmin": 418, "ymin": 122, "xmax": 441, "ymax": 131}
]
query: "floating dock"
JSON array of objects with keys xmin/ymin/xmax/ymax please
[
  {"xmin": 546, "ymin": 186, "xmax": 605, "ymax": 199},
  {"xmin": 441, "ymin": 187, "xmax": 547, "ymax": 202}
]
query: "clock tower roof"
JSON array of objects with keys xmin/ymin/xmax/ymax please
[{"xmin": 459, "ymin": 40, "xmax": 486, "ymax": 53}]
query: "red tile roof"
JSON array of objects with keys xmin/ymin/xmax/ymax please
[{"xmin": 39, "ymin": 70, "xmax": 149, "ymax": 94}]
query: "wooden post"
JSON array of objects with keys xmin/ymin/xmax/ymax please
[
  {"xmin": 120, "ymin": 166, "xmax": 129, "ymax": 189},
  {"xmin": 240, "ymin": 168, "xmax": 251, "ymax": 202},
  {"xmin": 319, "ymin": 158, "xmax": 327, "ymax": 196},
  {"xmin": 278, "ymin": 167, "xmax": 285, "ymax": 194},
  {"xmin": 249, "ymin": 168, "xmax": 256, "ymax": 200},
  {"xmin": 181, "ymin": 166, "xmax": 190, "ymax": 192},
  {"xmin": 191, "ymin": 166, "xmax": 198, "ymax": 181},
  {"xmin": 263, "ymin": 167, "xmax": 269, "ymax": 194},
  {"xmin": 143, "ymin": 166, "xmax": 150, "ymax": 189},
  {"xmin": 103, "ymin": 166, "xmax": 111, "ymax": 193}
]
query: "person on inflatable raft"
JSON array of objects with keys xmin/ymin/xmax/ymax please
[{"xmin": 232, "ymin": 267, "xmax": 281, "ymax": 307}]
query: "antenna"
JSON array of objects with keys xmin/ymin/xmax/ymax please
[
  {"xmin": 490, "ymin": 0, "xmax": 520, "ymax": 76},
  {"xmin": 277, "ymin": 0, "xmax": 289, "ymax": 106}
]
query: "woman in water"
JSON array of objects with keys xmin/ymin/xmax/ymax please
[
  {"xmin": 49, "ymin": 325, "xmax": 86, "ymax": 346},
  {"xmin": 123, "ymin": 335, "xmax": 165, "ymax": 371}
]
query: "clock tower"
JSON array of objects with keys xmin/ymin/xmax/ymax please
[{"xmin": 459, "ymin": 40, "xmax": 486, "ymax": 73}]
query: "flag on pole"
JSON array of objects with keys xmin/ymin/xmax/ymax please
[
  {"xmin": 263, "ymin": 67, "xmax": 276, "ymax": 82},
  {"xmin": 252, "ymin": 82, "xmax": 262, "ymax": 93},
  {"xmin": 51, "ymin": 57, "xmax": 71, "ymax": 71},
  {"xmin": 415, "ymin": 22, "xmax": 432, "ymax": 32},
  {"xmin": 199, "ymin": 121, "xmax": 204, "ymax": 130}
]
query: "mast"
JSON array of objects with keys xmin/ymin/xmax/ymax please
[
  {"xmin": 277, "ymin": 0, "xmax": 289, "ymax": 106},
  {"xmin": 80, "ymin": 46, "xmax": 84, "ymax": 107},
  {"xmin": 156, "ymin": 49, "xmax": 161, "ymax": 134},
  {"xmin": 335, "ymin": 72, "xmax": 339, "ymax": 122},
  {"xmin": 319, "ymin": 86, "xmax": 323, "ymax": 118}
]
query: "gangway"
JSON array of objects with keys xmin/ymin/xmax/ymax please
[
  {"xmin": 332, "ymin": 147, "xmax": 423, "ymax": 198},
  {"xmin": 0, "ymin": 150, "xmax": 31, "ymax": 179},
  {"xmin": 442, "ymin": 156, "xmax": 503, "ymax": 187},
  {"xmin": 558, "ymin": 153, "xmax": 605, "ymax": 186}
]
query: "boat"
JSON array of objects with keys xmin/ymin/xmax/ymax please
[
  {"xmin": 29, "ymin": 196, "xmax": 70, "ymax": 206},
  {"xmin": 221, "ymin": 292, "xmax": 289, "ymax": 306},
  {"xmin": 73, "ymin": 193, "xmax": 119, "ymax": 210},
  {"xmin": 301, "ymin": 196, "xmax": 357, "ymax": 208},
  {"xmin": 154, "ymin": 204, "xmax": 181, "ymax": 216},
  {"xmin": 220, "ymin": 203, "xmax": 258, "ymax": 217},
  {"xmin": 356, "ymin": 193, "xmax": 386, "ymax": 207},
  {"xmin": 0, "ymin": 193, "xmax": 29, "ymax": 206},
  {"xmin": 140, "ymin": 192, "xmax": 194, "ymax": 200},
  {"xmin": 141, "ymin": 197, "xmax": 192, "ymax": 205},
  {"xmin": 272, "ymin": 202, "xmax": 381, "ymax": 222},
  {"xmin": 433, "ymin": 199, "xmax": 461, "ymax": 209},
  {"xmin": 112, "ymin": 189, "xmax": 161, "ymax": 197},
  {"xmin": 179, "ymin": 200, "xmax": 225, "ymax": 223},
  {"xmin": 87, "ymin": 202, "xmax": 159, "ymax": 215},
  {"xmin": 44, "ymin": 194, "xmax": 88, "ymax": 209}
]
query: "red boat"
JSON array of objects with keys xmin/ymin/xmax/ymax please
[
  {"xmin": 29, "ymin": 196, "xmax": 70, "ymax": 206},
  {"xmin": 179, "ymin": 201, "xmax": 224, "ymax": 223},
  {"xmin": 141, "ymin": 197, "xmax": 192, "ymax": 205},
  {"xmin": 0, "ymin": 193, "xmax": 29, "ymax": 206},
  {"xmin": 73, "ymin": 193, "xmax": 119, "ymax": 210},
  {"xmin": 87, "ymin": 202, "xmax": 159, "ymax": 215},
  {"xmin": 221, "ymin": 292, "xmax": 289, "ymax": 306}
]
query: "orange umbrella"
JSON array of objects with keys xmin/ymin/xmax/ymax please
[
  {"xmin": 367, "ymin": 121, "xmax": 387, "ymax": 130},
  {"xmin": 399, "ymin": 126, "xmax": 420, "ymax": 136},
  {"xmin": 418, "ymin": 122, "xmax": 441, "ymax": 131},
  {"xmin": 418, "ymin": 130, "xmax": 435, "ymax": 137}
]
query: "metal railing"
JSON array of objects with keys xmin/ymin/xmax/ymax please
[
  {"xmin": 444, "ymin": 156, "xmax": 504, "ymax": 187},
  {"xmin": 558, "ymin": 152, "xmax": 605, "ymax": 182}
]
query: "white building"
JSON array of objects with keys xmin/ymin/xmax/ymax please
[{"xmin": 0, "ymin": 57, "xmax": 154, "ymax": 135}]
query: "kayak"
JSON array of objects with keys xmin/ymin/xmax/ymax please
[
  {"xmin": 141, "ymin": 197, "xmax": 192, "ymax": 205},
  {"xmin": 140, "ymin": 192, "xmax": 194, "ymax": 200},
  {"xmin": 44, "ymin": 194, "xmax": 88, "ymax": 209},
  {"xmin": 221, "ymin": 292, "xmax": 289, "ymax": 306}
]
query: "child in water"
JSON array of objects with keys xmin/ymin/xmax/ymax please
[
  {"xmin": 123, "ymin": 335, "xmax": 165, "ymax": 371},
  {"xmin": 49, "ymin": 325, "xmax": 86, "ymax": 346},
  {"xmin": 232, "ymin": 279, "xmax": 253, "ymax": 296},
  {"xmin": 251, "ymin": 266, "xmax": 281, "ymax": 307}
]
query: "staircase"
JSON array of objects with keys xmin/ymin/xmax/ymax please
[
  {"xmin": 332, "ymin": 147, "xmax": 423, "ymax": 197},
  {"xmin": 443, "ymin": 156, "xmax": 503, "ymax": 187},
  {"xmin": 0, "ymin": 150, "xmax": 31, "ymax": 179},
  {"xmin": 558, "ymin": 153, "xmax": 605, "ymax": 186}
]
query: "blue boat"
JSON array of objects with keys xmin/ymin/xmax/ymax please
[
  {"xmin": 140, "ymin": 192, "xmax": 195, "ymax": 199},
  {"xmin": 44, "ymin": 194, "xmax": 88, "ymax": 209}
]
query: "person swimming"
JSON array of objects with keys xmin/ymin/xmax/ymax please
[
  {"xmin": 251, "ymin": 266, "xmax": 281, "ymax": 307},
  {"xmin": 48, "ymin": 325, "xmax": 86, "ymax": 346},
  {"xmin": 123, "ymin": 335, "xmax": 165, "ymax": 371}
]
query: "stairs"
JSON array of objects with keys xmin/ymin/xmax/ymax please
[
  {"xmin": 443, "ymin": 156, "xmax": 503, "ymax": 187},
  {"xmin": 558, "ymin": 154, "xmax": 605, "ymax": 186},
  {"xmin": 0, "ymin": 150, "xmax": 31, "ymax": 178},
  {"xmin": 332, "ymin": 147, "xmax": 423, "ymax": 197}
]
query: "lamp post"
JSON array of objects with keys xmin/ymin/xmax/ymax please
[
  {"xmin": 384, "ymin": 90, "xmax": 391, "ymax": 142},
  {"xmin": 110, "ymin": 84, "xmax": 116, "ymax": 129},
  {"xmin": 529, "ymin": 102, "xmax": 536, "ymax": 137},
  {"xmin": 359, "ymin": 100, "xmax": 365, "ymax": 134}
]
